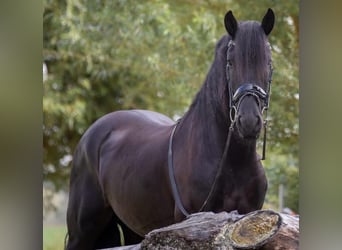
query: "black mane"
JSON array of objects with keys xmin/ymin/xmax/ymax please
[{"xmin": 185, "ymin": 34, "xmax": 230, "ymax": 125}]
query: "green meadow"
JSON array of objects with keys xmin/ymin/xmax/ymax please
[{"xmin": 43, "ymin": 225, "xmax": 67, "ymax": 250}]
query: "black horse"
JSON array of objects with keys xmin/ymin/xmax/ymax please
[{"xmin": 66, "ymin": 9, "xmax": 275, "ymax": 249}]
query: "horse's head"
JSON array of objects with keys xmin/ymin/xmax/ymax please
[{"xmin": 224, "ymin": 9, "xmax": 274, "ymax": 140}]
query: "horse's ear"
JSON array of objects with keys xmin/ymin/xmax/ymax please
[
  {"xmin": 261, "ymin": 8, "xmax": 275, "ymax": 35},
  {"xmin": 224, "ymin": 10, "xmax": 238, "ymax": 39}
]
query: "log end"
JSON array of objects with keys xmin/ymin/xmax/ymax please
[{"xmin": 228, "ymin": 210, "xmax": 282, "ymax": 249}]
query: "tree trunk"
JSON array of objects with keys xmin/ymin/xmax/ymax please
[{"xmin": 102, "ymin": 210, "xmax": 299, "ymax": 250}]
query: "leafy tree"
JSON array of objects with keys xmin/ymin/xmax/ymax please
[{"xmin": 43, "ymin": 0, "xmax": 298, "ymax": 211}]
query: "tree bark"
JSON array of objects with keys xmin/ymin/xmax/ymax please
[{"xmin": 102, "ymin": 210, "xmax": 299, "ymax": 250}]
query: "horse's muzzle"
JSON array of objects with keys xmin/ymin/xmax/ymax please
[{"xmin": 236, "ymin": 113, "xmax": 262, "ymax": 139}]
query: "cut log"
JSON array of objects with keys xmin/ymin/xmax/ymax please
[
  {"xmin": 259, "ymin": 213, "xmax": 299, "ymax": 250},
  {"xmin": 228, "ymin": 210, "xmax": 282, "ymax": 249},
  {"xmin": 101, "ymin": 209, "xmax": 299, "ymax": 250}
]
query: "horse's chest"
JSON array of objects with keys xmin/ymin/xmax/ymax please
[{"xmin": 221, "ymin": 171, "xmax": 266, "ymax": 213}]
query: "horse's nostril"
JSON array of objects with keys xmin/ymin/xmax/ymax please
[
  {"xmin": 256, "ymin": 115, "xmax": 261, "ymax": 126},
  {"xmin": 256, "ymin": 116, "xmax": 262, "ymax": 130}
]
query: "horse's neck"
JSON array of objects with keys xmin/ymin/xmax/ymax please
[
  {"xmin": 176, "ymin": 79, "xmax": 229, "ymax": 165},
  {"xmin": 182, "ymin": 60, "xmax": 227, "ymax": 137},
  {"xmin": 176, "ymin": 77, "xmax": 258, "ymax": 168}
]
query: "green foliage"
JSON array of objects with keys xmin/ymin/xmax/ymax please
[
  {"xmin": 43, "ymin": 0, "xmax": 298, "ymax": 210},
  {"xmin": 264, "ymin": 153, "xmax": 299, "ymax": 212}
]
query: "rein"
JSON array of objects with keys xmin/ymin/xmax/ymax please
[
  {"xmin": 168, "ymin": 119, "xmax": 236, "ymax": 217},
  {"xmin": 167, "ymin": 120, "xmax": 189, "ymax": 217}
]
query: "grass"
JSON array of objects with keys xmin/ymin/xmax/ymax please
[
  {"xmin": 43, "ymin": 224, "xmax": 67, "ymax": 250},
  {"xmin": 43, "ymin": 224, "xmax": 125, "ymax": 249}
]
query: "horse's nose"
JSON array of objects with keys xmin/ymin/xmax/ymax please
[{"xmin": 237, "ymin": 114, "xmax": 262, "ymax": 138}]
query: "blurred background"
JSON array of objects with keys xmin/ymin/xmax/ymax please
[{"xmin": 43, "ymin": 0, "xmax": 298, "ymax": 249}]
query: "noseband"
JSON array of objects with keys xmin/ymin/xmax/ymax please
[{"xmin": 229, "ymin": 83, "xmax": 269, "ymax": 123}]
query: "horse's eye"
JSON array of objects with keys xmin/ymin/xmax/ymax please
[{"xmin": 228, "ymin": 59, "xmax": 233, "ymax": 67}]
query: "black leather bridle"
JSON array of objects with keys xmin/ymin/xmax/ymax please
[
  {"xmin": 226, "ymin": 40, "xmax": 273, "ymax": 160},
  {"xmin": 167, "ymin": 39, "xmax": 273, "ymax": 217}
]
